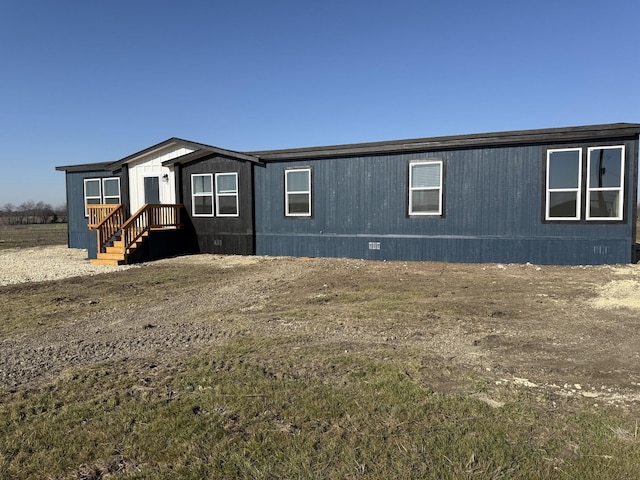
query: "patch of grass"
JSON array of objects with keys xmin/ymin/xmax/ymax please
[
  {"xmin": 2, "ymin": 257, "xmax": 640, "ymax": 478},
  {"xmin": 0, "ymin": 263, "xmax": 228, "ymax": 337},
  {"xmin": 2, "ymin": 338, "xmax": 639, "ymax": 479},
  {"xmin": 0, "ymin": 223, "xmax": 67, "ymax": 249}
]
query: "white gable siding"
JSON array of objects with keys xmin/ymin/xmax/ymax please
[{"xmin": 128, "ymin": 146, "xmax": 194, "ymax": 212}]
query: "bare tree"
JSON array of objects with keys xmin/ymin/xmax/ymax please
[
  {"xmin": 1, "ymin": 201, "xmax": 67, "ymax": 224},
  {"xmin": 0, "ymin": 203, "xmax": 14, "ymax": 225},
  {"xmin": 34, "ymin": 201, "xmax": 53, "ymax": 223},
  {"xmin": 53, "ymin": 203, "xmax": 67, "ymax": 223}
]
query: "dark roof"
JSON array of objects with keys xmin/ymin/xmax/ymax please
[
  {"xmin": 56, "ymin": 138, "xmax": 261, "ymax": 173},
  {"xmin": 56, "ymin": 123, "xmax": 640, "ymax": 171},
  {"xmin": 108, "ymin": 137, "xmax": 261, "ymax": 170},
  {"xmin": 249, "ymin": 123, "xmax": 640, "ymax": 160},
  {"xmin": 161, "ymin": 143, "xmax": 262, "ymax": 166},
  {"xmin": 55, "ymin": 162, "xmax": 112, "ymax": 172}
]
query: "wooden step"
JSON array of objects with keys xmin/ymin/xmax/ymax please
[
  {"xmin": 90, "ymin": 258, "xmax": 124, "ymax": 266},
  {"xmin": 112, "ymin": 232, "xmax": 147, "ymax": 249},
  {"xmin": 94, "ymin": 230, "xmax": 152, "ymax": 267},
  {"xmin": 96, "ymin": 252, "xmax": 125, "ymax": 261},
  {"xmin": 112, "ymin": 241, "xmax": 139, "ymax": 250}
]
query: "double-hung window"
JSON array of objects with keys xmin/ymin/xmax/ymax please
[
  {"xmin": 545, "ymin": 145, "xmax": 625, "ymax": 221},
  {"xmin": 83, "ymin": 177, "xmax": 121, "ymax": 216},
  {"xmin": 285, "ymin": 168, "xmax": 312, "ymax": 216},
  {"xmin": 192, "ymin": 174, "xmax": 214, "ymax": 216},
  {"xmin": 215, "ymin": 173, "xmax": 239, "ymax": 216},
  {"xmin": 586, "ymin": 146, "xmax": 624, "ymax": 220},
  {"xmin": 102, "ymin": 178, "xmax": 121, "ymax": 204},
  {"xmin": 84, "ymin": 179, "xmax": 102, "ymax": 217},
  {"xmin": 409, "ymin": 160, "xmax": 443, "ymax": 216},
  {"xmin": 546, "ymin": 148, "xmax": 582, "ymax": 220}
]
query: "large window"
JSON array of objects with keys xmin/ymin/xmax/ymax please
[
  {"xmin": 215, "ymin": 173, "xmax": 239, "ymax": 216},
  {"xmin": 285, "ymin": 168, "xmax": 311, "ymax": 216},
  {"xmin": 192, "ymin": 174, "xmax": 214, "ymax": 216},
  {"xmin": 546, "ymin": 148, "xmax": 582, "ymax": 220},
  {"xmin": 83, "ymin": 177, "xmax": 121, "ymax": 216},
  {"xmin": 409, "ymin": 160, "xmax": 443, "ymax": 216},
  {"xmin": 191, "ymin": 173, "xmax": 239, "ymax": 217},
  {"xmin": 586, "ymin": 146, "xmax": 624, "ymax": 220},
  {"xmin": 545, "ymin": 145, "xmax": 625, "ymax": 221}
]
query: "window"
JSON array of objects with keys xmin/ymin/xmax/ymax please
[
  {"xmin": 83, "ymin": 177, "xmax": 121, "ymax": 216},
  {"xmin": 144, "ymin": 176, "xmax": 160, "ymax": 204},
  {"xmin": 546, "ymin": 148, "xmax": 582, "ymax": 220},
  {"xmin": 545, "ymin": 145, "xmax": 625, "ymax": 221},
  {"xmin": 586, "ymin": 146, "xmax": 624, "ymax": 220},
  {"xmin": 409, "ymin": 160, "xmax": 443, "ymax": 215},
  {"xmin": 285, "ymin": 168, "xmax": 311, "ymax": 216},
  {"xmin": 192, "ymin": 174, "xmax": 213, "ymax": 216},
  {"xmin": 191, "ymin": 172, "xmax": 239, "ymax": 217},
  {"xmin": 215, "ymin": 173, "xmax": 239, "ymax": 216},
  {"xmin": 102, "ymin": 178, "xmax": 121, "ymax": 204},
  {"xmin": 84, "ymin": 179, "xmax": 102, "ymax": 217}
]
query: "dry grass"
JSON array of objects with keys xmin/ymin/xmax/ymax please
[
  {"xmin": 0, "ymin": 223, "xmax": 67, "ymax": 249},
  {"xmin": 1, "ymin": 251, "xmax": 640, "ymax": 478},
  {"xmin": 2, "ymin": 338, "xmax": 640, "ymax": 479}
]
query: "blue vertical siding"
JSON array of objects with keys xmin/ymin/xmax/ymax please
[
  {"xmin": 66, "ymin": 170, "xmax": 118, "ymax": 258},
  {"xmin": 255, "ymin": 140, "xmax": 637, "ymax": 265}
]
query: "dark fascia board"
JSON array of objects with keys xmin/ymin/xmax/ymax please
[
  {"xmin": 162, "ymin": 145, "xmax": 262, "ymax": 167},
  {"xmin": 105, "ymin": 137, "xmax": 194, "ymax": 170},
  {"xmin": 250, "ymin": 123, "xmax": 640, "ymax": 161},
  {"xmin": 55, "ymin": 162, "xmax": 112, "ymax": 172},
  {"xmin": 107, "ymin": 137, "xmax": 261, "ymax": 170}
]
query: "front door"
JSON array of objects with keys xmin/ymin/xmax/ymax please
[{"xmin": 144, "ymin": 176, "xmax": 160, "ymax": 204}]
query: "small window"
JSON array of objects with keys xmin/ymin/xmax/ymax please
[
  {"xmin": 285, "ymin": 168, "xmax": 311, "ymax": 216},
  {"xmin": 215, "ymin": 173, "xmax": 239, "ymax": 217},
  {"xmin": 546, "ymin": 148, "xmax": 582, "ymax": 220},
  {"xmin": 84, "ymin": 179, "xmax": 102, "ymax": 216},
  {"xmin": 144, "ymin": 176, "xmax": 160, "ymax": 204},
  {"xmin": 102, "ymin": 178, "xmax": 121, "ymax": 204},
  {"xmin": 409, "ymin": 161, "xmax": 443, "ymax": 215},
  {"xmin": 586, "ymin": 146, "xmax": 624, "ymax": 220},
  {"xmin": 191, "ymin": 174, "xmax": 214, "ymax": 216}
]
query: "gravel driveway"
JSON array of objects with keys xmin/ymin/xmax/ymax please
[{"xmin": 0, "ymin": 246, "xmax": 135, "ymax": 286}]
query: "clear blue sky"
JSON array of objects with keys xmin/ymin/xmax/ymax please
[{"xmin": 1, "ymin": 0, "xmax": 639, "ymax": 206}]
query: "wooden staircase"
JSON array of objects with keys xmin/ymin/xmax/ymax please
[
  {"xmin": 87, "ymin": 203, "xmax": 182, "ymax": 266},
  {"xmin": 91, "ymin": 231, "xmax": 150, "ymax": 266}
]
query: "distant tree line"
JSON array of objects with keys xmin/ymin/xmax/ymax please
[{"xmin": 0, "ymin": 202, "xmax": 67, "ymax": 225}]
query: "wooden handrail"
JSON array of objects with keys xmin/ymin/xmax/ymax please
[
  {"xmin": 87, "ymin": 204, "xmax": 121, "ymax": 228},
  {"xmin": 121, "ymin": 204, "xmax": 182, "ymax": 252},
  {"xmin": 88, "ymin": 204, "xmax": 125, "ymax": 253}
]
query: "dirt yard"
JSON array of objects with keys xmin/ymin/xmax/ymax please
[{"xmin": 1, "ymin": 248, "xmax": 640, "ymax": 410}]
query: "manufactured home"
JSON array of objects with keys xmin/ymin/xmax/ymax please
[{"xmin": 56, "ymin": 123, "xmax": 640, "ymax": 266}]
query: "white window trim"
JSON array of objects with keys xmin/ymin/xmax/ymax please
[
  {"xmin": 191, "ymin": 174, "xmax": 214, "ymax": 217},
  {"xmin": 102, "ymin": 177, "xmax": 121, "ymax": 204},
  {"xmin": 215, "ymin": 172, "xmax": 239, "ymax": 217},
  {"xmin": 408, "ymin": 160, "xmax": 443, "ymax": 216},
  {"xmin": 586, "ymin": 145, "xmax": 625, "ymax": 221},
  {"xmin": 83, "ymin": 178, "xmax": 102, "ymax": 217},
  {"xmin": 545, "ymin": 148, "xmax": 582, "ymax": 221},
  {"xmin": 285, "ymin": 168, "xmax": 312, "ymax": 217}
]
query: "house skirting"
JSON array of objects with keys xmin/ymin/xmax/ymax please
[{"xmin": 255, "ymin": 234, "xmax": 632, "ymax": 265}]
